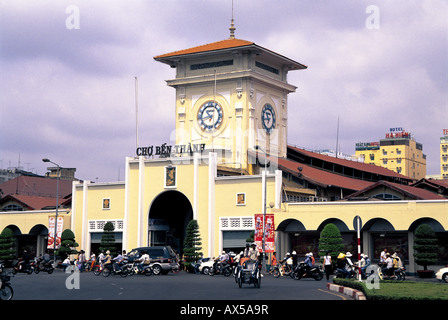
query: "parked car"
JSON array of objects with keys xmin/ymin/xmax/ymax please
[
  {"xmin": 127, "ymin": 246, "xmax": 177, "ymax": 275},
  {"xmin": 196, "ymin": 257, "xmax": 215, "ymax": 275},
  {"xmin": 435, "ymin": 266, "xmax": 448, "ymax": 283}
]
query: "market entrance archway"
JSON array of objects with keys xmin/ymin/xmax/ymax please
[{"xmin": 148, "ymin": 190, "xmax": 193, "ymax": 256}]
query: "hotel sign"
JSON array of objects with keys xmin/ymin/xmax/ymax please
[
  {"xmin": 386, "ymin": 127, "xmax": 411, "ymax": 139},
  {"xmin": 356, "ymin": 142, "xmax": 379, "ymax": 151},
  {"xmin": 136, "ymin": 143, "xmax": 206, "ymax": 157}
]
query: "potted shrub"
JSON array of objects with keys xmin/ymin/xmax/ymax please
[{"xmin": 413, "ymin": 224, "xmax": 438, "ymax": 278}]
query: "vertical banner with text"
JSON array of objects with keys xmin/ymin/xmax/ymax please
[
  {"xmin": 47, "ymin": 216, "xmax": 64, "ymax": 249},
  {"xmin": 254, "ymin": 214, "xmax": 275, "ymax": 252}
]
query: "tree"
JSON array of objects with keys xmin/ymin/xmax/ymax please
[
  {"xmin": 413, "ymin": 224, "xmax": 438, "ymax": 271},
  {"xmin": 0, "ymin": 228, "xmax": 16, "ymax": 266},
  {"xmin": 246, "ymin": 230, "xmax": 255, "ymax": 243},
  {"xmin": 57, "ymin": 229, "xmax": 79, "ymax": 260},
  {"xmin": 99, "ymin": 222, "xmax": 117, "ymax": 256},
  {"xmin": 318, "ymin": 223, "xmax": 344, "ymax": 265},
  {"xmin": 183, "ymin": 220, "xmax": 203, "ymax": 268}
]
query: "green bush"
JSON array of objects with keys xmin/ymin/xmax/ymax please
[
  {"xmin": 413, "ymin": 224, "xmax": 438, "ymax": 271},
  {"xmin": 318, "ymin": 223, "xmax": 344, "ymax": 264}
]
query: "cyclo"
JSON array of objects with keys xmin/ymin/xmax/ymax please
[{"xmin": 236, "ymin": 259, "xmax": 261, "ymax": 288}]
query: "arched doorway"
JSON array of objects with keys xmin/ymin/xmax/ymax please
[{"xmin": 148, "ymin": 190, "xmax": 193, "ymax": 256}]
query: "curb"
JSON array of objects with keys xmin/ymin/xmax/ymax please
[{"xmin": 327, "ymin": 282, "xmax": 366, "ymax": 300}]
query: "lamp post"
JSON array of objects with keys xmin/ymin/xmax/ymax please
[
  {"xmin": 42, "ymin": 158, "xmax": 60, "ymax": 257},
  {"xmin": 255, "ymin": 145, "xmax": 268, "ymax": 273}
]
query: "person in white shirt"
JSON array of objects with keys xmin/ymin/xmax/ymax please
[
  {"xmin": 61, "ymin": 257, "xmax": 71, "ymax": 272},
  {"xmin": 323, "ymin": 252, "xmax": 332, "ymax": 281},
  {"xmin": 137, "ymin": 251, "xmax": 150, "ymax": 272}
]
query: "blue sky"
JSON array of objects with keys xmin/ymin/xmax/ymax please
[{"xmin": 1, "ymin": 0, "xmax": 447, "ymax": 181}]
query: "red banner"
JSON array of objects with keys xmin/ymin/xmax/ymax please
[
  {"xmin": 47, "ymin": 216, "xmax": 63, "ymax": 249},
  {"xmin": 254, "ymin": 214, "xmax": 275, "ymax": 253}
]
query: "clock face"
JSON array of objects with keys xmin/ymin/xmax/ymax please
[
  {"xmin": 197, "ymin": 101, "xmax": 223, "ymax": 131},
  {"xmin": 261, "ymin": 103, "xmax": 276, "ymax": 134}
]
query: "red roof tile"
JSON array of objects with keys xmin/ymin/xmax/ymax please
[
  {"xmin": 287, "ymin": 145, "xmax": 412, "ymax": 181},
  {"xmin": 346, "ymin": 180, "xmax": 446, "ymax": 200},
  {"xmin": 0, "ymin": 194, "xmax": 61, "ymax": 210},
  {"xmin": 277, "ymin": 157, "xmax": 373, "ymax": 191},
  {"xmin": 0, "ymin": 176, "xmax": 72, "ymax": 198},
  {"xmin": 154, "ymin": 38, "xmax": 255, "ymax": 59}
]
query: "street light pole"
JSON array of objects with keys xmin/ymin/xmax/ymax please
[
  {"xmin": 42, "ymin": 158, "xmax": 60, "ymax": 256},
  {"xmin": 255, "ymin": 146, "xmax": 268, "ymax": 273}
]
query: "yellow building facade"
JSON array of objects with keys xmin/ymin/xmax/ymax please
[
  {"xmin": 2, "ymin": 32, "xmax": 447, "ymax": 275},
  {"xmin": 441, "ymin": 129, "xmax": 448, "ymax": 179}
]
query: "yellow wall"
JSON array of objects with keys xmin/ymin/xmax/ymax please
[
  {"xmin": 0, "ymin": 210, "xmax": 71, "ymax": 235},
  {"xmin": 279, "ymin": 200, "xmax": 448, "ymax": 231}
]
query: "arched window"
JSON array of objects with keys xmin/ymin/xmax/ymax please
[
  {"xmin": 1, "ymin": 204, "xmax": 24, "ymax": 212},
  {"xmin": 372, "ymin": 193, "xmax": 401, "ymax": 201}
]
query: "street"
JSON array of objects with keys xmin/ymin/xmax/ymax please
[{"xmin": 5, "ymin": 267, "xmax": 351, "ymax": 302}]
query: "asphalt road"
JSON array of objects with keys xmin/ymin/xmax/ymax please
[
  {"xmin": 3, "ymin": 268, "xmax": 352, "ymax": 317},
  {"xmin": 7, "ymin": 268, "xmax": 350, "ymax": 300}
]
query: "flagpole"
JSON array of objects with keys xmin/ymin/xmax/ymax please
[{"xmin": 135, "ymin": 76, "xmax": 139, "ymax": 149}]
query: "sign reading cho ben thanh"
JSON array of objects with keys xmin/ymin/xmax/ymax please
[{"xmin": 136, "ymin": 143, "xmax": 206, "ymax": 157}]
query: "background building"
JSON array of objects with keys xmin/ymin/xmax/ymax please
[
  {"xmin": 441, "ymin": 129, "xmax": 448, "ymax": 179},
  {"xmin": 355, "ymin": 128, "xmax": 426, "ymax": 179}
]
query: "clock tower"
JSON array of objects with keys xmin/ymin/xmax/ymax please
[{"xmin": 154, "ymin": 28, "xmax": 306, "ymax": 174}]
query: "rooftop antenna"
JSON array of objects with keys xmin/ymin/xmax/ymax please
[
  {"xmin": 135, "ymin": 76, "xmax": 139, "ymax": 149},
  {"xmin": 229, "ymin": 0, "xmax": 235, "ymax": 39},
  {"xmin": 335, "ymin": 115, "xmax": 340, "ymax": 158}
]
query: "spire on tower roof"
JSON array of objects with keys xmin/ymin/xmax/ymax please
[{"xmin": 229, "ymin": 0, "xmax": 235, "ymax": 39}]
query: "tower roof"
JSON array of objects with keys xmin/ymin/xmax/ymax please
[
  {"xmin": 154, "ymin": 38, "xmax": 254, "ymax": 59},
  {"xmin": 154, "ymin": 38, "xmax": 307, "ymax": 70}
]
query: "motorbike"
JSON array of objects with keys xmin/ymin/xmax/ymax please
[
  {"xmin": 292, "ymin": 262, "xmax": 324, "ymax": 281},
  {"xmin": 123, "ymin": 261, "xmax": 153, "ymax": 276},
  {"xmin": 379, "ymin": 266, "xmax": 406, "ymax": 281},
  {"xmin": 34, "ymin": 257, "xmax": 54, "ymax": 274},
  {"xmin": 0, "ymin": 263, "xmax": 14, "ymax": 300},
  {"xmin": 334, "ymin": 266, "xmax": 357, "ymax": 279},
  {"xmin": 101, "ymin": 262, "xmax": 129, "ymax": 277},
  {"xmin": 209, "ymin": 260, "xmax": 232, "ymax": 277},
  {"xmin": 12, "ymin": 259, "xmax": 33, "ymax": 275},
  {"xmin": 271, "ymin": 261, "xmax": 293, "ymax": 278}
]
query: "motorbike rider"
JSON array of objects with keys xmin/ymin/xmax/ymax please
[
  {"xmin": 216, "ymin": 251, "xmax": 229, "ymax": 272},
  {"xmin": 112, "ymin": 251, "xmax": 125, "ymax": 272},
  {"xmin": 249, "ymin": 243, "xmax": 259, "ymax": 262},
  {"xmin": 43, "ymin": 251, "xmax": 51, "ymax": 264},
  {"xmin": 336, "ymin": 252, "xmax": 353, "ymax": 278},
  {"xmin": 303, "ymin": 253, "xmax": 313, "ymax": 276},
  {"xmin": 18, "ymin": 250, "xmax": 31, "ymax": 271},
  {"xmin": 292, "ymin": 251, "xmax": 298, "ymax": 268},
  {"xmin": 102, "ymin": 250, "xmax": 112, "ymax": 270},
  {"xmin": 383, "ymin": 253, "xmax": 394, "ymax": 277},
  {"xmin": 136, "ymin": 250, "xmax": 150, "ymax": 272},
  {"xmin": 360, "ymin": 254, "xmax": 371, "ymax": 278}
]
